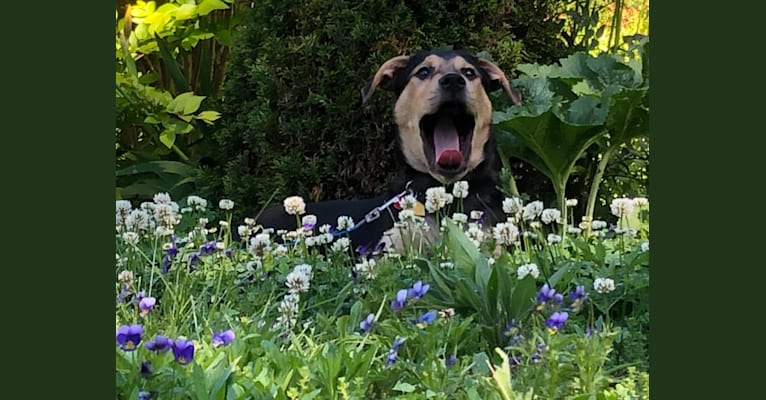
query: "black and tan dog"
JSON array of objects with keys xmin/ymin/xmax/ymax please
[{"xmin": 256, "ymin": 49, "xmax": 521, "ymax": 252}]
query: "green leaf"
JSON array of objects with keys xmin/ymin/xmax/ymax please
[
  {"xmin": 154, "ymin": 34, "xmax": 191, "ymax": 93},
  {"xmin": 197, "ymin": 110, "xmax": 222, "ymax": 123},
  {"xmin": 175, "ymin": 4, "xmax": 197, "ymax": 21},
  {"xmin": 167, "ymin": 92, "xmax": 206, "ymax": 115},
  {"xmin": 115, "ymin": 160, "xmax": 197, "ymax": 177},
  {"xmin": 197, "ymin": 0, "xmax": 229, "ymax": 16},
  {"xmin": 393, "ymin": 382, "xmax": 417, "ymax": 393},
  {"xmin": 509, "ymin": 275, "xmax": 536, "ymax": 320},
  {"xmin": 159, "ymin": 130, "xmax": 176, "ymax": 148}
]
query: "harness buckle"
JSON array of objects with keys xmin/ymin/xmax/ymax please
[{"xmin": 364, "ymin": 208, "xmax": 381, "ymax": 223}]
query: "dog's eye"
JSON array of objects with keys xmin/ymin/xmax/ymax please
[
  {"xmin": 416, "ymin": 67, "xmax": 430, "ymax": 79},
  {"xmin": 461, "ymin": 68, "xmax": 476, "ymax": 78}
]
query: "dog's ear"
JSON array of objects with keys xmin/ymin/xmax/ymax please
[
  {"xmin": 361, "ymin": 55, "xmax": 410, "ymax": 104},
  {"xmin": 478, "ymin": 59, "xmax": 522, "ymax": 106}
]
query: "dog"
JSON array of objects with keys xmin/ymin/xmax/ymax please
[{"xmin": 255, "ymin": 49, "xmax": 522, "ymax": 253}]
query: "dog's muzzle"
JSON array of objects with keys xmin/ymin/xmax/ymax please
[{"xmin": 419, "ymin": 78, "xmax": 475, "ymax": 181}]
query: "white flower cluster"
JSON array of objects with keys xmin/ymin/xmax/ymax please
[
  {"xmin": 522, "ymin": 201, "xmax": 544, "ymax": 222},
  {"xmin": 353, "ymin": 258, "xmax": 377, "ymax": 280},
  {"xmin": 610, "ymin": 198, "xmax": 634, "ymax": 218},
  {"xmin": 337, "ymin": 215, "xmax": 355, "ymax": 231},
  {"xmin": 502, "ymin": 197, "xmax": 523, "ymax": 216},
  {"xmin": 493, "ymin": 222, "xmax": 519, "ymax": 246},
  {"xmin": 116, "ymin": 192, "xmax": 182, "ymax": 238},
  {"xmin": 305, "ymin": 232, "xmax": 334, "ymax": 247},
  {"xmin": 452, "ymin": 180, "xmax": 469, "ymax": 199},
  {"xmin": 331, "ymin": 237, "xmax": 351, "ymax": 253},
  {"xmin": 540, "ymin": 208, "xmax": 561, "ymax": 225},
  {"xmin": 249, "ymin": 233, "xmax": 272, "ymax": 256},
  {"xmin": 283, "ymin": 196, "xmax": 306, "ymax": 215},
  {"xmin": 593, "ymin": 277, "xmax": 616, "ymax": 293},
  {"xmin": 425, "ymin": 187, "xmax": 453, "ymax": 213},
  {"xmin": 517, "ymin": 263, "xmax": 540, "ymax": 280},
  {"xmin": 218, "ymin": 199, "xmax": 235, "ymax": 210},
  {"xmin": 285, "ymin": 263, "xmax": 313, "ymax": 294},
  {"xmin": 237, "ymin": 217, "xmax": 259, "ymax": 240},
  {"xmin": 465, "ymin": 223, "xmax": 485, "ymax": 247}
]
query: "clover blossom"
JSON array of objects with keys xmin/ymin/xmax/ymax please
[{"xmin": 116, "ymin": 324, "xmax": 143, "ymax": 351}]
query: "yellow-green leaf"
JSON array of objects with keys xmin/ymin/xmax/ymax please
[
  {"xmin": 197, "ymin": 0, "xmax": 229, "ymax": 16},
  {"xmin": 159, "ymin": 130, "xmax": 176, "ymax": 148},
  {"xmin": 175, "ymin": 4, "xmax": 197, "ymax": 21}
]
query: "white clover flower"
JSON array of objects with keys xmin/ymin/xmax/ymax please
[
  {"xmin": 594, "ymin": 277, "xmax": 616, "ymax": 293},
  {"xmin": 285, "ymin": 271, "xmax": 311, "ymax": 294},
  {"xmin": 318, "ymin": 224, "xmax": 331, "ymax": 234},
  {"xmin": 153, "ymin": 192, "xmax": 172, "ymax": 204},
  {"xmin": 398, "ymin": 209, "xmax": 415, "ymax": 221},
  {"xmin": 487, "ymin": 257, "xmax": 496, "ymax": 266},
  {"xmin": 425, "ymin": 187, "xmax": 450, "ymax": 213},
  {"xmin": 122, "ymin": 231, "xmax": 140, "ymax": 246},
  {"xmin": 610, "ymin": 198, "xmax": 634, "ymax": 218},
  {"xmin": 336, "ymin": 215, "xmax": 354, "ymax": 231},
  {"xmin": 153, "ymin": 203, "xmax": 179, "ymax": 227},
  {"xmin": 502, "ymin": 197, "xmax": 523, "ymax": 215},
  {"xmin": 186, "ymin": 195, "xmax": 208, "ymax": 211},
  {"xmin": 451, "ymin": 212, "xmax": 468, "ymax": 224},
  {"xmin": 354, "ymin": 258, "xmax": 377, "ymax": 280},
  {"xmin": 547, "ymin": 234, "xmax": 562, "ymax": 244},
  {"xmin": 566, "ymin": 198, "xmax": 578, "ymax": 207},
  {"xmin": 522, "ymin": 231, "xmax": 537, "ymax": 239},
  {"xmin": 249, "ymin": 233, "xmax": 271, "ymax": 255},
  {"xmin": 117, "ymin": 270, "xmax": 133, "ymax": 284},
  {"xmin": 140, "ymin": 202, "xmax": 155, "ymax": 212},
  {"xmin": 302, "ymin": 214, "xmax": 317, "ymax": 229},
  {"xmin": 317, "ymin": 233, "xmax": 333, "ymax": 245},
  {"xmin": 440, "ymin": 261, "xmax": 455, "ymax": 269},
  {"xmin": 180, "ymin": 207, "xmax": 193, "ymax": 214},
  {"xmin": 278, "ymin": 293, "xmax": 300, "ymax": 316},
  {"xmin": 566, "ymin": 225, "xmax": 582, "ymax": 234},
  {"xmin": 273, "ymin": 245, "xmax": 288, "ymax": 257},
  {"xmin": 125, "ymin": 209, "xmax": 152, "ymax": 232},
  {"xmin": 529, "ymin": 221, "xmax": 541, "ymax": 229},
  {"xmin": 493, "ymin": 222, "xmax": 519, "ymax": 245},
  {"xmin": 237, "ymin": 225, "xmax": 251, "ymax": 238},
  {"xmin": 522, "ymin": 201, "xmax": 544, "ymax": 221},
  {"xmin": 116, "ymin": 200, "xmax": 132, "ymax": 215},
  {"xmin": 541, "ymin": 208, "xmax": 561, "ymax": 225},
  {"xmin": 398, "ymin": 195, "xmax": 418, "ymax": 210},
  {"xmin": 283, "ymin": 196, "xmax": 306, "ymax": 215},
  {"xmin": 219, "ymin": 199, "xmax": 235, "ymax": 210},
  {"xmin": 244, "ymin": 217, "xmax": 256, "ymax": 226},
  {"xmin": 517, "ymin": 263, "xmax": 540, "ymax": 280},
  {"xmin": 331, "ymin": 237, "xmax": 350, "ymax": 252},
  {"xmin": 452, "ymin": 181, "xmax": 469, "ymax": 199},
  {"xmin": 641, "ymin": 241, "xmax": 649, "ymax": 252},
  {"xmin": 219, "ymin": 220, "xmax": 230, "ymax": 227},
  {"xmin": 465, "ymin": 224, "xmax": 485, "ymax": 245},
  {"xmin": 591, "ymin": 220, "xmax": 607, "ymax": 230},
  {"xmin": 305, "ymin": 236, "xmax": 317, "ymax": 247},
  {"xmin": 632, "ymin": 197, "xmax": 649, "ymax": 207},
  {"xmin": 470, "ymin": 210, "xmax": 484, "ymax": 220},
  {"xmin": 293, "ymin": 264, "xmax": 313, "ymax": 280}
]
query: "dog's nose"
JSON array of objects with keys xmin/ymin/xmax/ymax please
[{"xmin": 439, "ymin": 73, "xmax": 466, "ymax": 91}]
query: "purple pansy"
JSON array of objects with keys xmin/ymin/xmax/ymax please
[
  {"xmin": 139, "ymin": 297, "xmax": 156, "ymax": 317},
  {"xmin": 407, "ymin": 281, "xmax": 430, "ymax": 299},
  {"xmin": 145, "ymin": 334, "xmax": 172, "ymax": 353},
  {"xmin": 545, "ymin": 311, "xmax": 569, "ymax": 333},
  {"xmin": 391, "ymin": 289, "xmax": 408, "ymax": 312},
  {"xmin": 417, "ymin": 310, "xmax": 438, "ymax": 326},
  {"xmin": 116, "ymin": 324, "xmax": 144, "ymax": 351},
  {"xmin": 360, "ymin": 313, "xmax": 375, "ymax": 333},
  {"xmin": 171, "ymin": 338, "xmax": 195, "ymax": 365},
  {"xmin": 211, "ymin": 329, "xmax": 236, "ymax": 347}
]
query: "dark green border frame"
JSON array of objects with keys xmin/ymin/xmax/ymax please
[{"xmin": 2, "ymin": 2, "xmax": 115, "ymax": 397}]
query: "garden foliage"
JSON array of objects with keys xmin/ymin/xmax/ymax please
[
  {"xmin": 116, "ymin": 188, "xmax": 649, "ymax": 398},
  {"xmin": 197, "ymin": 0, "xmax": 586, "ymax": 223}
]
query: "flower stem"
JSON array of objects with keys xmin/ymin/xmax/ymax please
[{"xmin": 584, "ymin": 146, "xmax": 616, "ymax": 236}]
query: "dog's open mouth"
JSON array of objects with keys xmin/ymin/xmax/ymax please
[{"xmin": 419, "ymin": 103, "xmax": 475, "ymax": 177}]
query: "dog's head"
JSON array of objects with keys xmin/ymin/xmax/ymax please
[{"xmin": 362, "ymin": 49, "xmax": 522, "ymax": 184}]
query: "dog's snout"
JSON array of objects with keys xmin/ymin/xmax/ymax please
[{"xmin": 438, "ymin": 73, "xmax": 466, "ymax": 92}]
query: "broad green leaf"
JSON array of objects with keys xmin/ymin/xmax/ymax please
[
  {"xmin": 197, "ymin": 110, "xmax": 222, "ymax": 123},
  {"xmin": 167, "ymin": 92, "xmax": 205, "ymax": 115},
  {"xmin": 197, "ymin": 0, "xmax": 230, "ymax": 16},
  {"xmin": 604, "ymin": 87, "xmax": 649, "ymax": 146},
  {"xmin": 509, "ymin": 276, "xmax": 536, "ymax": 320},
  {"xmin": 159, "ymin": 130, "xmax": 176, "ymax": 148},
  {"xmin": 393, "ymin": 382, "xmax": 417, "ymax": 393},
  {"xmin": 175, "ymin": 4, "xmax": 197, "ymax": 21}
]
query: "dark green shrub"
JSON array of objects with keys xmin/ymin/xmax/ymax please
[{"xmin": 199, "ymin": 0, "xmax": 580, "ymax": 221}]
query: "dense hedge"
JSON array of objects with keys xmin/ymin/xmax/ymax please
[{"xmin": 199, "ymin": 0, "xmax": 576, "ymax": 220}]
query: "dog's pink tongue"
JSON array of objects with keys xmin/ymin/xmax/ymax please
[{"xmin": 433, "ymin": 117, "xmax": 463, "ymax": 167}]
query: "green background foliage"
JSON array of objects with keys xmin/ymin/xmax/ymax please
[{"xmin": 197, "ymin": 0, "xmax": 590, "ymax": 221}]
